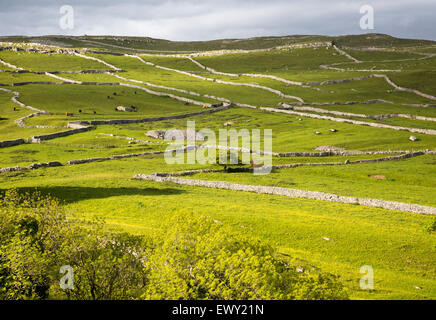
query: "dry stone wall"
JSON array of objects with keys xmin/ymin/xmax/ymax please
[
  {"xmin": 31, "ymin": 126, "xmax": 93, "ymax": 143},
  {"xmin": 128, "ymin": 55, "xmax": 305, "ymax": 103},
  {"xmin": 0, "ymin": 138, "xmax": 26, "ymax": 148},
  {"xmin": 0, "ymin": 161, "xmax": 62, "ymax": 173},
  {"xmin": 376, "ymin": 74, "xmax": 436, "ymax": 101},
  {"xmin": 261, "ymin": 107, "xmax": 436, "ymax": 135},
  {"xmin": 137, "ymin": 41, "xmax": 332, "ymax": 58},
  {"xmin": 111, "ymin": 73, "xmax": 232, "ymax": 104},
  {"xmin": 0, "ymin": 57, "xmax": 23, "ymax": 70},
  {"xmin": 186, "ymin": 57, "xmax": 306, "ymax": 87},
  {"xmin": 73, "ymin": 52, "xmax": 122, "ymax": 71},
  {"xmin": 66, "ymin": 146, "xmax": 197, "ymax": 165},
  {"xmin": 332, "ymin": 45, "xmax": 361, "ymax": 63},
  {"xmin": 72, "ymin": 104, "xmax": 231, "ymax": 126},
  {"xmin": 1, "ymin": 69, "xmax": 124, "ymax": 75},
  {"xmin": 280, "ymin": 103, "xmax": 436, "ymax": 122},
  {"xmin": 135, "ymin": 174, "xmax": 436, "ymax": 215},
  {"xmin": 0, "ymin": 87, "xmax": 53, "ymax": 131}
]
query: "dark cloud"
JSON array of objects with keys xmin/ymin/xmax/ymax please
[{"xmin": 0, "ymin": 0, "xmax": 435, "ymax": 41}]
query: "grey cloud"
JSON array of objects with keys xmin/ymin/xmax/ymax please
[{"xmin": 0, "ymin": 0, "xmax": 435, "ymax": 41}]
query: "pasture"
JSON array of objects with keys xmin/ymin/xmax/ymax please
[{"xmin": 0, "ymin": 34, "xmax": 435, "ymax": 300}]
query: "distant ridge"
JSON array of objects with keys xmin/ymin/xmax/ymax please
[{"xmin": 1, "ymin": 33, "xmax": 435, "ymax": 53}]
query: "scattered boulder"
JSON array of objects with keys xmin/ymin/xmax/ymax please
[
  {"xmin": 28, "ymin": 161, "xmax": 62, "ymax": 170},
  {"xmin": 146, "ymin": 129, "xmax": 205, "ymax": 141},
  {"xmin": 224, "ymin": 121, "xmax": 234, "ymax": 126},
  {"xmin": 345, "ymin": 159, "xmax": 350, "ymax": 164},
  {"xmin": 116, "ymin": 106, "xmax": 137, "ymax": 112},
  {"xmin": 315, "ymin": 131, "xmax": 321, "ymax": 135},
  {"xmin": 0, "ymin": 166, "xmax": 22, "ymax": 173},
  {"xmin": 369, "ymin": 175, "xmax": 386, "ymax": 180},
  {"xmin": 330, "ymin": 129, "xmax": 337, "ymax": 132},
  {"xmin": 409, "ymin": 136, "xmax": 418, "ymax": 142},
  {"xmin": 316, "ymin": 146, "xmax": 346, "ymax": 152}
]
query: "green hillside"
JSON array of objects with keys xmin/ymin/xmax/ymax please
[{"xmin": 0, "ymin": 34, "xmax": 435, "ymax": 300}]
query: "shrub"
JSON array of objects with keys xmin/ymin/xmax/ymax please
[
  {"xmin": 0, "ymin": 190, "xmax": 348, "ymax": 300},
  {"xmin": 0, "ymin": 189, "xmax": 147, "ymax": 300},
  {"xmin": 425, "ymin": 217, "xmax": 436, "ymax": 233},
  {"xmin": 142, "ymin": 213, "xmax": 348, "ymax": 300}
]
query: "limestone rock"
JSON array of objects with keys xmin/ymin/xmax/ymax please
[
  {"xmin": 316, "ymin": 146, "xmax": 346, "ymax": 152},
  {"xmin": 146, "ymin": 129, "xmax": 205, "ymax": 141},
  {"xmin": 116, "ymin": 106, "xmax": 137, "ymax": 112}
]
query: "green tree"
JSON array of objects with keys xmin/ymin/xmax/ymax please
[
  {"xmin": 1, "ymin": 190, "xmax": 348, "ymax": 300},
  {"xmin": 0, "ymin": 189, "xmax": 148, "ymax": 300},
  {"xmin": 142, "ymin": 213, "xmax": 348, "ymax": 300},
  {"xmin": 53, "ymin": 229, "xmax": 149, "ymax": 300},
  {"xmin": 216, "ymin": 150, "xmax": 249, "ymax": 172}
]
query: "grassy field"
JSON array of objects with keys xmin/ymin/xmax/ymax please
[
  {"xmin": 0, "ymin": 50, "xmax": 108, "ymax": 71},
  {"xmin": 0, "ymin": 34, "xmax": 435, "ymax": 300}
]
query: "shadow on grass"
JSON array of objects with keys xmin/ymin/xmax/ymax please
[{"xmin": 1, "ymin": 186, "xmax": 185, "ymax": 204}]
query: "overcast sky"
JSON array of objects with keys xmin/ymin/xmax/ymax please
[{"xmin": 0, "ymin": 0, "xmax": 435, "ymax": 41}]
